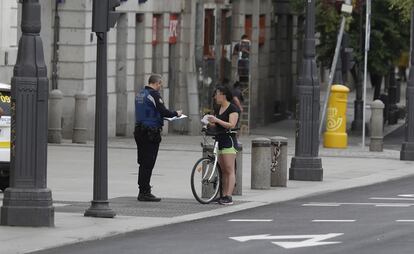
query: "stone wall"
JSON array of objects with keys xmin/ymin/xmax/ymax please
[{"xmin": 0, "ymin": 0, "xmax": 18, "ymax": 84}]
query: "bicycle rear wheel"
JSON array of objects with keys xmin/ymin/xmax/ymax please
[{"xmin": 190, "ymin": 157, "xmax": 221, "ymax": 204}]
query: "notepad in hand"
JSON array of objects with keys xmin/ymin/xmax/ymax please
[{"xmin": 164, "ymin": 114, "xmax": 188, "ymax": 121}]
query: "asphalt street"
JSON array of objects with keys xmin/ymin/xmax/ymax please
[
  {"xmin": 384, "ymin": 124, "xmax": 405, "ymax": 150},
  {"xmin": 33, "ymin": 175, "xmax": 414, "ymax": 254}
]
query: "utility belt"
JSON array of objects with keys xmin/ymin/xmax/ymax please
[
  {"xmin": 135, "ymin": 122, "xmax": 162, "ymax": 143},
  {"xmin": 135, "ymin": 122, "xmax": 162, "ymax": 133}
]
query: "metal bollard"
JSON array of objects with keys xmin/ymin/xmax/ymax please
[
  {"xmin": 251, "ymin": 138, "xmax": 271, "ymax": 190},
  {"xmin": 48, "ymin": 89, "xmax": 63, "ymax": 143},
  {"xmin": 72, "ymin": 91, "xmax": 88, "ymax": 144},
  {"xmin": 370, "ymin": 100, "xmax": 385, "ymax": 152},
  {"xmin": 270, "ymin": 136, "xmax": 288, "ymax": 187},
  {"xmin": 233, "ymin": 143, "xmax": 243, "ymax": 196}
]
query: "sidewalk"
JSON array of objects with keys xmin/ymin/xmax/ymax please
[{"xmin": 0, "ymin": 85, "xmax": 412, "ymax": 254}]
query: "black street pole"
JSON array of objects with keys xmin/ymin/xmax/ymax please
[
  {"xmin": 84, "ymin": 0, "xmax": 119, "ymax": 218},
  {"xmin": 400, "ymin": 8, "xmax": 414, "ymax": 161},
  {"xmin": 289, "ymin": 0, "xmax": 323, "ymax": 181},
  {"xmin": 351, "ymin": 1, "xmax": 364, "ymax": 133},
  {"xmin": 1, "ymin": 0, "xmax": 54, "ymax": 226},
  {"xmin": 84, "ymin": 31, "xmax": 116, "ymax": 218},
  {"xmin": 51, "ymin": 0, "xmax": 60, "ymax": 90}
]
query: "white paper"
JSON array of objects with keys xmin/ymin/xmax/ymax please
[
  {"xmin": 201, "ymin": 114, "xmax": 213, "ymax": 125},
  {"xmin": 164, "ymin": 114, "xmax": 188, "ymax": 122}
]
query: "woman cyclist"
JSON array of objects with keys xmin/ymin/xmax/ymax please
[{"xmin": 207, "ymin": 85, "xmax": 240, "ymax": 205}]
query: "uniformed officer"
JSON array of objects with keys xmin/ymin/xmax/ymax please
[{"xmin": 134, "ymin": 74, "xmax": 182, "ymax": 202}]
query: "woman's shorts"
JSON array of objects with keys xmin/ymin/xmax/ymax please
[
  {"xmin": 218, "ymin": 147, "xmax": 238, "ymax": 155},
  {"xmin": 217, "ymin": 134, "xmax": 238, "ymax": 155}
]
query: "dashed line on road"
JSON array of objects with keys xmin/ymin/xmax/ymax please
[
  {"xmin": 302, "ymin": 203, "xmax": 341, "ymax": 207},
  {"xmin": 398, "ymin": 194, "xmax": 414, "ymax": 198},
  {"xmin": 312, "ymin": 220, "xmax": 355, "ymax": 222},
  {"xmin": 228, "ymin": 219, "xmax": 273, "ymax": 222},
  {"xmin": 53, "ymin": 203, "xmax": 70, "ymax": 207},
  {"xmin": 396, "ymin": 220, "xmax": 414, "ymax": 222},
  {"xmin": 303, "ymin": 202, "xmax": 414, "ymax": 207},
  {"xmin": 375, "ymin": 204, "xmax": 411, "ymax": 207},
  {"xmin": 370, "ymin": 197, "xmax": 414, "ymax": 201}
]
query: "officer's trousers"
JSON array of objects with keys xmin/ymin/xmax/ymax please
[{"xmin": 134, "ymin": 126, "xmax": 161, "ymax": 194}]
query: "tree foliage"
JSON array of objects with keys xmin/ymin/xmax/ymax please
[
  {"xmin": 389, "ymin": 0, "xmax": 414, "ymax": 22},
  {"xmin": 291, "ymin": 0, "xmax": 410, "ymax": 77},
  {"xmin": 364, "ymin": 0, "xmax": 409, "ymax": 76}
]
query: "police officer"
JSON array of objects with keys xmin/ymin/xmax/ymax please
[{"xmin": 134, "ymin": 74, "xmax": 182, "ymax": 202}]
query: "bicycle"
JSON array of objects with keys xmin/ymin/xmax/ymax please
[{"xmin": 190, "ymin": 127, "xmax": 238, "ymax": 204}]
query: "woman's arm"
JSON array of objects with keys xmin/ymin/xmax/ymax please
[{"xmin": 208, "ymin": 112, "xmax": 239, "ymax": 129}]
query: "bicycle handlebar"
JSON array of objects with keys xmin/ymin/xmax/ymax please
[{"xmin": 201, "ymin": 126, "xmax": 239, "ymax": 136}]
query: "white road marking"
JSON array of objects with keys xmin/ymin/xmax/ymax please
[
  {"xmin": 312, "ymin": 220, "xmax": 355, "ymax": 222},
  {"xmin": 303, "ymin": 202, "xmax": 414, "ymax": 207},
  {"xmin": 230, "ymin": 233, "xmax": 343, "ymax": 249},
  {"xmin": 53, "ymin": 203, "xmax": 70, "ymax": 207},
  {"xmin": 228, "ymin": 219, "xmax": 273, "ymax": 222},
  {"xmin": 375, "ymin": 204, "xmax": 411, "ymax": 207},
  {"xmin": 396, "ymin": 220, "xmax": 414, "ymax": 222},
  {"xmin": 302, "ymin": 203, "xmax": 341, "ymax": 207},
  {"xmin": 371, "ymin": 197, "xmax": 414, "ymax": 201},
  {"xmin": 398, "ymin": 194, "xmax": 414, "ymax": 198}
]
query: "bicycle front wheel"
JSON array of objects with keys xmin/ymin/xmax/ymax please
[{"xmin": 190, "ymin": 157, "xmax": 221, "ymax": 204}]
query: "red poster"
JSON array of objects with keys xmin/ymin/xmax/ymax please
[
  {"xmin": 244, "ymin": 15, "xmax": 252, "ymax": 40},
  {"xmin": 259, "ymin": 15, "xmax": 265, "ymax": 45},
  {"xmin": 169, "ymin": 14, "xmax": 178, "ymax": 44}
]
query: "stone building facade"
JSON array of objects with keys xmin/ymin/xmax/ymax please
[
  {"xmin": 0, "ymin": 0, "xmax": 18, "ymax": 84},
  {"xmin": 0, "ymin": 0, "xmax": 300, "ymax": 139}
]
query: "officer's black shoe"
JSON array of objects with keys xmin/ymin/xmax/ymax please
[{"xmin": 137, "ymin": 192, "xmax": 161, "ymax": 202}]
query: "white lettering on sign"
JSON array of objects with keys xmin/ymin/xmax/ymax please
[
  {"xmin": 230, "ymin": 233, "xmax": 343, "ymax": 249},
  {"xmin": 169, "ymin": 20, "xmax": 178, "ymax": 37}
]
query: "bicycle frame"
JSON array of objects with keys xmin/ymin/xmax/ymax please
[{"xmin": 204, "ymin": 140, "xmax": 219, "ymax": 182}]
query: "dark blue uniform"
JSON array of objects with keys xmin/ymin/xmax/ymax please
[{"xmin": 134, "ymin": 86, "xmax": 177, "ymax": 194}]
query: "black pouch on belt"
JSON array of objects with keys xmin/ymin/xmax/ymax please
[{"xmin": 147, "ymin": 127, "xmax": 162, "ymax": 143}]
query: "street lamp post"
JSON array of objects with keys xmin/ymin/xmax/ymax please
[
  {"xmin": 83, "ymin": 30, "xmax": 116, "ymax": 218},
  {"xmin": 400, "ymin": 8, "xmax": 414, "ymax": 161},
  {"xmin": 289, "ymin": 0, "xmax": 323, "ymax": 181},
  {"xmin": 84, "ymin": 0, "xmax": 120, "ymax": 218},
  {"xmin": 1, "ymin": 0, "xmax": 54, "ymax": 226},
  {"xmin": 351, "ymin": 1, "xmax": 364, "ymax": 133}
]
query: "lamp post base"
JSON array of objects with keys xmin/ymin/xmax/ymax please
[
  {"xmin": 401, "ymin": 142, "xmax": 414, "ymax": 161},
  {"xmin": 351, "ymin": 99, "xmax": 364, "ymax": 133},
  {"xmin": 1, "ymin": 188, "xmax": 54, "ymax": 227},
  {"xmin": 84, "ymin": 200, "xmax": 116, "ymax": 218},
  {"xmin": 289, "ymin": 157, "xmax": 323, "ymax": 181}
]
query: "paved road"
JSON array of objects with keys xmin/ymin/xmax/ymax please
[
  {"xmin": 384, "ymin": 124, "xmax": 404, "ymax": 151},
  {"xmin": 33, "ymin": 175, "xmax": 414, "ymax": 254}
]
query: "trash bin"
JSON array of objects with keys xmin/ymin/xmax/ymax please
[
  {"xmin": 270, "ymin": 136, "xmax": 288, "ymax": 187},
  {"xmin": 323, "ymin": 85, "xmax": 350, "ymax": 148}
]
